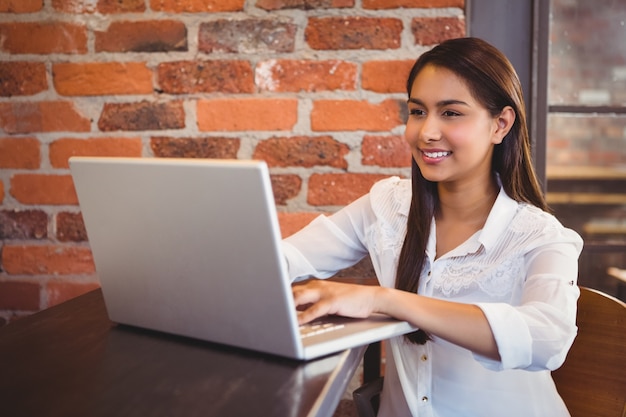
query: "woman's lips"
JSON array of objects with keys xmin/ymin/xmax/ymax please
[{"xmin": 421, "ymin": 150, "xmax": 452, "ymax": 162}]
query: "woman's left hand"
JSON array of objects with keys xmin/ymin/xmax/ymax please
[{"xmin": 291, "ymin": 279, "xmax": 379, "ymax": 324}]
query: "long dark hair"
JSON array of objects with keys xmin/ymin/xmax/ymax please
[{"xmin": 397, "ymin": 37, "xmax": 548, "ymax": 344}]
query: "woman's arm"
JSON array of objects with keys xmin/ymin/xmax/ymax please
[
  {"xmin": 293, "ymin": 238, "xmax": 582, "ymax": 368},
  {"xmin": 292, "ymin": 279, "xmax": 500, "ymax": 360},
  {"xmin": 282, "ymin": 194, "xmax": 374, "ymax": 281}
]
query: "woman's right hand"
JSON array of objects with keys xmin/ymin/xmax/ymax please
[{"xmin": 291, "ymin": 279, "xmax": 380, "ymax": 325}]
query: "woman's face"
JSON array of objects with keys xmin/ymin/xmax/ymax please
[{"xmin": 405, "ymin": 64, "xmax": 511, "ymax": 187}]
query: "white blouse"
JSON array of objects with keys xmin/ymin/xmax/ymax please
[{"xmin": 282, "ymin": 177, "xmax": 583, "ymax": 417}]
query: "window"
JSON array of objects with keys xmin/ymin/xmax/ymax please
[
  {"xmin": 546, "ymin": 0, "xmax": 626, "ymax": 298},
  {"xmin": 469, "ymin": 0, "xmax": 626, "ymax": 298},
  {"xmin": 547, "ymin": 0, "xmax": 626, "ymax": 174}
]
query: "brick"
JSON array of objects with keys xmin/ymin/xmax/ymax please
[
  {"xmin": 0, "ymin": 281, "xmax": 40, "ymax": 311},
  {"xmin": 95, "ymin": 20, "xmax": 187, "ymax": 53},
  {"xmin": 311, "ymin": 99, "xmax": 404, "ymax": 131},
  {"xmin": 256, "ymin": 59, "xmax": 357, "ymax": 92},
  {"xmin": 411, "ymin": 17, "xmax": 466, "ymax": 46},
  {"xmin": 277, "ymin": 211, "xmax": 321, "ymax": 237},
  {"xmin": 150, "ymin": 0, "xmax": 244, "ymax": 12},
  {"xmin": 0, "ymin": 22, "xmax": 87, "ymax": 54},
  {"xmin": 271, "ymin": 174, "xmax": 302, "ymax": 205},
  {"xmin": 0, "ymin": 0, "xmax": 43, "ymax": 12},
  {"xmin": 253, "ymin": 136, "xmax": 349, "ymax": 168},
  {"xmin": 0, "ymin": 62, "xmax": 48, "ymax": 97},
  {"xmin": 150, "ymin": 136, "xmax": 240, "ymax": 159},
  {"xmin": 362, "ymin": 60, "xmax": 414, "ymax": 93},
  {"xmin": 47, "ymin": 280, "xmax": 100, "ymax": 307},
  {"xmin": 157, "ymin": 60, "xmax": 254, "ymax": 94},
  {"xmin": 2, "ymin": 245, "xmax": 95, "ymax": 275},
  {"xmin": 52, "ymin": 0, "xmax": 145, "ymax": 13},
  {"xmin": 362, "ymin": 135, "xmax": 412, "ymax": 167},
  {"xmin": 56, "ymin": 212, "xmax": 87, "ymax": 242},
  {"xmin": 363, "ymin": 0, "xmax": 464, "ymax": 8},
  {"xmin": 98, "ymin": 100, "xmax": 185, "ymax": 132},
  {"xmin": 51, "ymin": 0, "xmax": 96, "ymax": 13},
  {"xmin": 0, "ymin": 209, "xmax": 48, "ymax": 239},
  {"xmin": 197, "ymin": 98, "xmax": 297, "ymax": 131},
  {"xmin": 256, "ymin": 0, "xmax": 354, "ymax": 10},
  {"xmin": 306, "ymin": 17, "xmax": 402, "ymax": 50},
  {"xmin": 52, "ymin": 0, "xmax": 92, "ymax": 14},
  {"xmin": 0, "ymin": 137, "xmax": 40, "ymax": 169},
  {"xmin": 199, "ymin": 20, "xmax": 296, "ymax": 54},
  {"xmin": 0, "ymin": 101, "xmax": 90, "ymax": 134},
  {"xmin": 10, "ymin": 174, "xmax": 77, "ymax": 205},
  {"xmin": 97, "ymin": 0, "xmax": 146, "ymax": 13},
  {"xmin": 308, "ymin": 173, "xmax": 388, "ymax": 206},
  {"xmin": 53, "ymin": 62, "xmax": 153, "ymax": 96},
  {"xmin": 49, "ymin": 137, "xmax": 143, "ymax": 168}
]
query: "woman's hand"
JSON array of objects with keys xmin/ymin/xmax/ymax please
[
  {"xmin": 293, "ymin": 279, "xmax": 501, "ymax": 360},
  {"xmin": 292, "ymin": 279, "xmax": 380, "ymax": 325},
  {"xmin": 292, "ymin": 279, "xmax": 500, "ymax": 360}
]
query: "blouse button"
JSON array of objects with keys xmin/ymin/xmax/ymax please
[
  {"xmin": 421, "ymin": 396, "xmax": 429, "ymax": 403},
  {"xmin": 420, "ymin": 354, "xmax": 428, "ymax": 361},
  {"xmin": 427, "ymin": 270, "xmax": 432, "ymax": 276}
]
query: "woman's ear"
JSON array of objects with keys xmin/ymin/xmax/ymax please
[{"xmin": 492, "ymin": 106, "xmax": 515, "ymax": 144}]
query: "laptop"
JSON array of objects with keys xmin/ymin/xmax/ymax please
[{"xmin": 69, "ymin": 156, "xmax": 416, "ymax": 360}]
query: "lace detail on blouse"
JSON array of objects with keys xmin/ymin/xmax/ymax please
[
  {"xmin": 435, "ymin": 251, "xmax": 525, "ymax": 298},
  {"xmin": 432, "ymin": 204, "xmax": 563, "ymax": 298},
  {"xmin": 367, "ymin": 177, "xmax": 410, "ymax": 259}
]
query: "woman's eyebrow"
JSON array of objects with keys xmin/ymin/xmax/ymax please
[{"xmin": 407, "ymin": 98, "xmax": 470, "ymax": 107}]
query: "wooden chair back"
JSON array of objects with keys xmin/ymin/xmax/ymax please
[{"xmin": 552, "ymin": 287, "xmax": 626, "ymax": 417}]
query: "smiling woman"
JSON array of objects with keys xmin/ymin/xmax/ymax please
[
  {"xmin": 405, "ymin": 65, "xmax": 514, "ymax": 186},
  {"xmin": 284, "ymin": 37, "xmax": 583, "ymax": 417}
]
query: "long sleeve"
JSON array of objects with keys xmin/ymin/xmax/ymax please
[
  {"xmin": 476, "ymin": 239, "xmax": 582, "ymax": 371},
  {"xmin": 281, "ymin": 194, "xmax": 373, "ymax": 282}
]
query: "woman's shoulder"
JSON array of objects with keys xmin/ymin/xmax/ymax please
[
  {"xmin": 512, "ymin": 203, "xmax": 583, "ymax": 248},
  {"xmin": 365, "ymin": 177, "xmax": 410, "ymax": 256},
  {"xmin": 369, "ymin": 176, "xmax": 412, "ymax": 216},
  {"xmin": 515, "ymin": 203, "xmax": 563, "ymax": 228},
  {"xmin": 370, "ymin": 175, "xmax": 411, "ymax": 196}
]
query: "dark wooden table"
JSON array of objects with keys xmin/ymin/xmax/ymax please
[{"xmin": 0, "ymin": 289, "xmax": 364, "ymax": 417}]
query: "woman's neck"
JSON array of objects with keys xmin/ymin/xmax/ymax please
[
  {"xmin": 433, "ymin": 176, "xmax": 499, "ymax": 259},
  {"xmin": 435, "ymin": 176, "xmax": 499, "ymax": 225}
]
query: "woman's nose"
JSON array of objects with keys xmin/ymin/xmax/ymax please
[{"xmin": 419, "ymin": 115, "xmax": 441, "ymax": 142}]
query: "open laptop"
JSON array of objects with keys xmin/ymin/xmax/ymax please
[{"xmin": 69, "ymin": 156, "xmax": 416, "ymax": 360}]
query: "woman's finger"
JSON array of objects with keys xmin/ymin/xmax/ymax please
[
  {"xmin": 292, "ymin": 282, "xmax": 322, "ymax": 308},
  {"xmin": 296, "ymin": 300, "xmax": 332, "ymax": 324}
]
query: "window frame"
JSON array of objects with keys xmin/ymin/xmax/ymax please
[{"xmin": 467, "ymin": 0, "xmax": 550, "ymax": 191}]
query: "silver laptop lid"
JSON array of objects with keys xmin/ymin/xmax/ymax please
[{"xmin": 70, "ymin": 157, "xmax": 304, "ymax": 358}]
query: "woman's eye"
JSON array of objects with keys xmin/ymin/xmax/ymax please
[
  {"xmin": 442, "ymin": 110, "xmax": 461, "ymax": 117},
  {"xmin": 409, "ymin": 108, "xmax": 425, "ymax": 116}
]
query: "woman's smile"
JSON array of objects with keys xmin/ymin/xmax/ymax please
[
  {"xmin": 421, "ymin": 149, "xmax": 452, "ymax": 162},
  {"xmin": 405, "ymin": 64, "xmax": 509, "ymax": 184}
]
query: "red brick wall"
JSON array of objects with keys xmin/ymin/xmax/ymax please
[{"xmin": 0, "ymin": 0, "xmax": 465, "ymax": 324}]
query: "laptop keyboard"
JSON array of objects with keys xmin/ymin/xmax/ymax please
[{"xmin": 299, "ymin": 320, "xmax": 345, "ymax": 339}]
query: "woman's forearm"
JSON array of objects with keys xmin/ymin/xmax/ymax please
[{"xmin": 375, "ymin": 287, "xmax": 501, "ymax": 360}]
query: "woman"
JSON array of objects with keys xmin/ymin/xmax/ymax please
[{"xmin": 282, "ymin": 37, "xmax": 583, "ymax": 416}]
